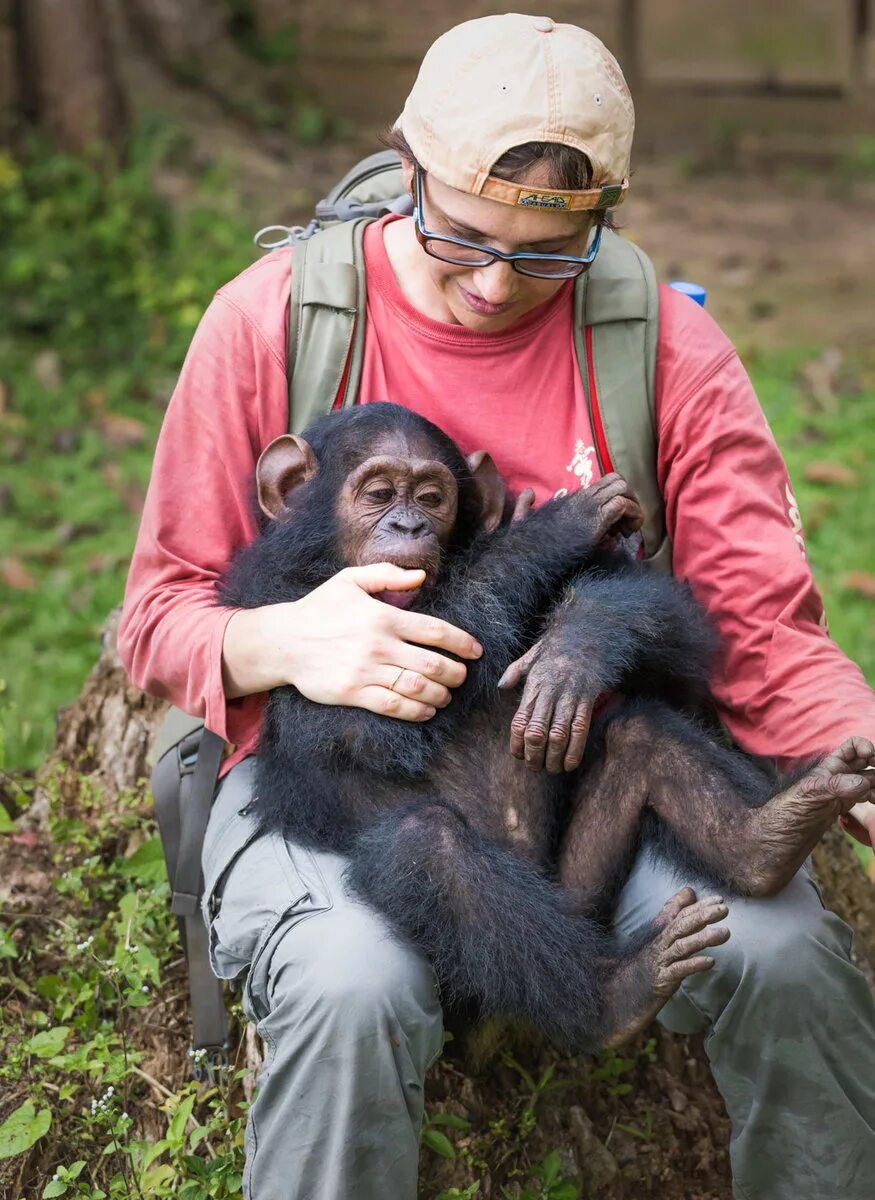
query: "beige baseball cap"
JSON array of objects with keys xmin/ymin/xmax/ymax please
[{"xmin": 397, "ymin": 13, "xmax": 634, "ymax": 211}]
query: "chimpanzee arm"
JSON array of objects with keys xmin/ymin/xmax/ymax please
[
  {"xmin": 551, "ymin": 562, "xmax": 716, "ymax": 702},
  {"xmin": 501, "ymin": 559, "xmax": 718, "ymax": 772},
  {"xmin": 418, "ymin": 474, "xmax": 644, "ymax": 706}
]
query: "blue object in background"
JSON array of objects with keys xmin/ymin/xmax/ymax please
[{"xmin": 669, "ymin": 280, "xmax": 707, "ymax": 307}]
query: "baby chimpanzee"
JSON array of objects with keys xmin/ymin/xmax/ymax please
[{"xmin": 220, "ymin": 402, "xmax": 875, "ymax": 1051}]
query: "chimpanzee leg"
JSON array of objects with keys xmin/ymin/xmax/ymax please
[
  {"xmin": 345, "ymin": 798, "xmax": 728, "ymax": 1052},
  {"xmin": 566, "ymin": 701, "xmax": 875, "ymax": 899},
  {"xmin": 558, "ymin": 729, "xmax": 649, "ymax": 916}
]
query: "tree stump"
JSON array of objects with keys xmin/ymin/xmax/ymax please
[{"xmin": 35, "ymin": 612, "xmax": 875, "ymax": 1199}]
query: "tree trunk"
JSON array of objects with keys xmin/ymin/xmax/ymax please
[
  {"xmin": 15, "ymin": 0, "xmax": 128, "ymax": 153},
  {"xmin": 38, "ymin": 611, "xmax": 875, "ymax": 1198}
]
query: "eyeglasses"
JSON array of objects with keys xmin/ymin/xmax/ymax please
[{"xmin": 412, "ymin": 165, "xmax": 602, "ymax": 280}]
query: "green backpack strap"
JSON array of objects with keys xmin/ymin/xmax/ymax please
[
  {"xmin": 287, "ymin": 218, "xmax": 372, "ymax": 434},
  {"xmin": 573, "ymin": 230, "xmax": 671, "ymax": 574}
]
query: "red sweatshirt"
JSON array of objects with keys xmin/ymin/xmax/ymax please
[{"xmin": 118, "ymin": 216, "xmax": 875, "ymax": 778}]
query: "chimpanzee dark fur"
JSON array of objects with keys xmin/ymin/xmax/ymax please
[{"xmin": 218, "ymin": 403, "xmax": 795, "ymax": 1051}]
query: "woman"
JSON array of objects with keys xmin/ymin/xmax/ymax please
[{"xmin": 119, "ymin": 14, "xmax": 875, "ymax": 1200}]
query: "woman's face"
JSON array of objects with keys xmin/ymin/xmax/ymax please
[{"xmin": 405, "ymin": 161, "xmax": 596, "ymax": 333}]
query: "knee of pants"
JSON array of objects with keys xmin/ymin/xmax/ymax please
[
  {"xmin": 247, "ymin": 896, "xmax": 443, "ymax": 1041},
  {"xmin": 679, "ymin": 871, "xmax": 855, "ymax": 1020}
]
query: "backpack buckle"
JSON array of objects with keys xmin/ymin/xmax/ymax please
[
  {"xmin": 188, "ymin": 1044, "xmax": 231, "ymax": 1085},
  {"xmin": 176, "ymin": 732, "xmax": 203, "ymax": 776}
]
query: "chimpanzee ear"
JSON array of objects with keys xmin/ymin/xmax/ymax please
[
  {"xmin": 466, "ymin": 451, "xmax": 506, "ymax": 534},
  {"xmin": 256, "ymin": 434, "xmax": 318, "ymax": 520}
]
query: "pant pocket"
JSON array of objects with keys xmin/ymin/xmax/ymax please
[{"xmin": 204, "ymin": 812, "xmax": 332, "ymax": 982}]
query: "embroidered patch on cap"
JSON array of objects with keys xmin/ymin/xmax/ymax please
[{"xmin": 516, "ymin": 191, "xmax": 572, "ymax": 209}]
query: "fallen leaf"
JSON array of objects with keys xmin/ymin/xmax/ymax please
[
  {"xmin": 97, "ymin": 412, "xmax": 146, "ymax": 448},
  {"xmin": 844, "ymin": 572, "xmax": 875, "ymax": 600},
  {"xmin": 11, "ymin": 830, "xmax": 39, "ymax": 849},
  {"xmin": 32, "ymin": 349, "xmax": 62, "ymax": 390},
  {"xmin": 86, "ymin": 553, "xmax": 112, "ymax": 573},
  {"xmin": 800, "ymin": 347, "xmax": 842, "ymax": 411},
  {"xmin": 803, "ymin": 461, "xmax": 858, "ymax": 487},
  {"xmin": 1, "ymin": 557, "xmax": 36, "ymax": 590},
  {"xmin": 51, "ymin": 428, "xmax": 79, "ymax": 454},
  {"xmin": 84, "ymin": 387, "xmax": 107, "ymax": 413}
]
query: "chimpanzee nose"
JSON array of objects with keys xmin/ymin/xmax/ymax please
[{"xmin": 389, "ymin": 511, "xmax": 428, "ymax": 537}]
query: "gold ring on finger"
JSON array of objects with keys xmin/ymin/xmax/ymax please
[{"xmin": 390, "ymin": 668, "xmax": 406, "ymax": 692}]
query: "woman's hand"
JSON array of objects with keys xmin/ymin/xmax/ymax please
[{"xmin": 222, "ymin": 562, "xmax": 483, "ymax": 722}]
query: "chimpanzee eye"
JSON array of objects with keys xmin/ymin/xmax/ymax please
[
  {"xmin": 365, "ymin": 487, "xmax": 394, "ymax": 504},
  {"xmin": 417, "ymin": 491, "xmax": 443, "ymax": 508}
]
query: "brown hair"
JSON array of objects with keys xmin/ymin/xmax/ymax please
[{"xmin": 381, "ymin": 126, "xmax": 615, "ymax": 227}]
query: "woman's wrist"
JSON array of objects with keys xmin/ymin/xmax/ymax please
[{"xmin": 221, "ymin": 603, "xmax": 300, "ymax": 699}]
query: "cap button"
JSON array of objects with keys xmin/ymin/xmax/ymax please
[{"xmin": 531, "ymin": 16, "xmax": 554, "ymax": 33}]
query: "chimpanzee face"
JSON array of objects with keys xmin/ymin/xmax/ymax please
[
  {"xmin": 255, "ymin": 418, "xmax": 505, "ymax": 592},
  {"xmin": 337, "ymin": 434, "xmax": 459, "ymax": 582}
]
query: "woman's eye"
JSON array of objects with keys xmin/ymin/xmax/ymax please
[
  {"xmin": 417, "ymin": 492, "xmax": 443, "ymax": 508},
  {"xmin": 366, "ymin": 488, "xmax": 394, "ymax": 504}
]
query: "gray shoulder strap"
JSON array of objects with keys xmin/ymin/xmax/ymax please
[
  {"xmin": 287, "ymin": 219, "xmax": 370, "ymax": 434},
  {"xmin": 573, "ymin": 231, "xmax": 672, "ymax": 573}
]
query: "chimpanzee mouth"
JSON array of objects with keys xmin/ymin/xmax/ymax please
[{"xmin": 376, "ymin": 588, "xmax": 422, "ymax": 609}]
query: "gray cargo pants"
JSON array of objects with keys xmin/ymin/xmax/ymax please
[{"xmin": 202, "ymin": 756, "xmax": 875, "ymax": 1200}]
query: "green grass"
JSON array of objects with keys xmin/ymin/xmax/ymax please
[
  {"xmin": 0, "ymin": 131, "xmax": 255, "ymax": 769},
  {"xmin": 1, "ymin": 139, "xmax": 874, "ymax": 772}
]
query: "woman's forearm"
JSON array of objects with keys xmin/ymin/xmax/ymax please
[{"xmin": 221, "ymin": 604, "xmax": 300, "ymax": 699}]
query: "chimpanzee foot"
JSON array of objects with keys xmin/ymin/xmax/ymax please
[
  {"xmin": 602, "ymin": 887, "xmax": 728, "ymax": 1047},
  {"xmin": 741, "ymin": 736, "xmax": 875, "ymax": 897}
]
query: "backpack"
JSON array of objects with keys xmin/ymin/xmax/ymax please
[{"xmin": 151, "ymin": 149, "xmax": 671, "ymax": 1076}]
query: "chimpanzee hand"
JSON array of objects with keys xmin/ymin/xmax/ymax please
[
  {"xmin": 573, "ymin": 472, "xmax": 645, "ymax": 542},
  {"xmin": 222, "ymin": 563, "xmax": 483, "ymax": 721},
  {"xmin": 498, "ymin": 620, "xmax": 600, "ymax": 774}
]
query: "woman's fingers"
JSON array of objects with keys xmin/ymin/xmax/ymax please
[
  {"xmin": 390, "ymin": 643, "xmax": 469, "ymax": 689},
  {"xmin": 357, "ymin": 685, "xmax": 437, "ymax": 723},
  {"xmin": 373, "ymin": 663, "xmax": 453, "ymax": 710},
  {"xmin": 392, "ymin": 607, "xmax": 484, "ymax": 662}
]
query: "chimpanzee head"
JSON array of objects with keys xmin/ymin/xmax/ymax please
[{"xmin": 255, "ymin": 403, "xmax": 505, "ymax": 597}]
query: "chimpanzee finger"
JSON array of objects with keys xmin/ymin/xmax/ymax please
[
  {"xmin": 616, "ymin": 499, "xmax": 646, "ymax": 536},
  {"xmin": 563, "ymin": 699, "xmax": 593, "ymax": 772},
  {"xmin": 509, "ymin": 682, "xmax": 540, "ymax": 759},
  {"xmin": 511, "ymin": 487, "xmax": 536, "ymax": 524},
  {"xmin": 669, "ymin": 923, "xmax": 730, "ymax": 961},
  {"xmin": 498, "ymin": 641, "xmax": 541, "ymax": 691},
  {"xmin": 662, "ymin": 956, "xmax": 715, "ymax": 986},
  {"xmin": 358, "ymin": 685, "xmax": 437, "ymax": 723},
  {"xmin": 524, "ymin": 690, "xmax": 558, "ymax": 772},
  {"xmin": 544, "ymin": 693, "xmax": 578, "ymax": 774}
]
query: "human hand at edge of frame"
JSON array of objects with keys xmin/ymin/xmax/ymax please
[
  {"xmin": 839, "ymin": 800, "xmax": 875, "ymax": 848},
  {"xmin": 283, "ymin": 563, "xmax": 483, "ymax": 722},
  {"xmin": 497, "ymin": 636, "xmax": 600, "ymax": 774}
]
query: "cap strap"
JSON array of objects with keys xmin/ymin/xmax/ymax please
[{"xmin": 479, "ymin": 175, "xmax": 628, "ymax": 211}]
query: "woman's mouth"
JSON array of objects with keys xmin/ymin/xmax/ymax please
[{"xmin": 458, "ymin": 284, "xmax": 514, "ymax": 317}]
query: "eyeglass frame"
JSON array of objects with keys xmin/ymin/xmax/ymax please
[{"xmin": 412, "ymin": 164, "xmax": 603, "ymax": 280}]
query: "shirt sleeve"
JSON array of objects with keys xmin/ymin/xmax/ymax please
[
  {"xmin": 117, "ymin": 281, "xmax": 289, "ymax": 745},
  {"xmin": 655, "ymin": 285, "xmax": 875, "ymax": 766}
]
